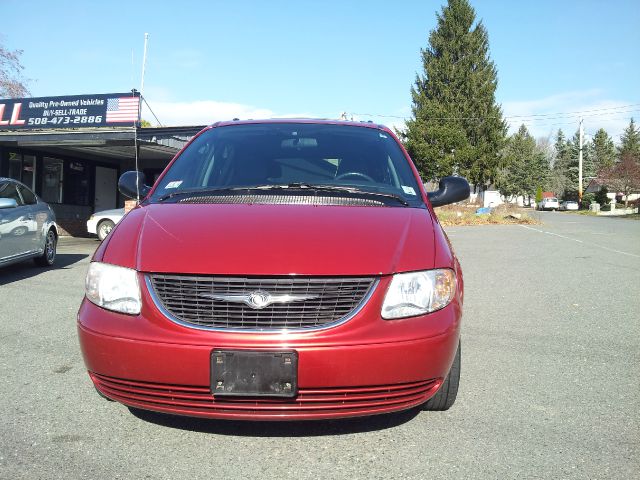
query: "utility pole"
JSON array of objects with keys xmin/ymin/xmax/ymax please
[{"xmin": 578, "ymin": 117, "xmax": 583, "ymax": 203}]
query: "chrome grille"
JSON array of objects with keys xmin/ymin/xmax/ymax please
[{"xmin": 148, "ymin": 275, "xmax": 377, "ymax": 331}]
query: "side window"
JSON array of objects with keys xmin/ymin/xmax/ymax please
[
  {"xmin": 0, "ymin": 182, "xmax": 24, "ymax": 205},
  {"xmin": 18, "ymin": 185, "xmax": 37, "ymax": 205}
]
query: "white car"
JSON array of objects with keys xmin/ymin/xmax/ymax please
[
  {"xmin": 560, "ymin": 200, "xmax": 579, "ymax": 211},
  {"xmin": 87, "ymin": 208, "xmax": 125, "ymax": 241},
  {"xmin": 539, "ymin": 197, "xmax": 560, "ymax": 211}
]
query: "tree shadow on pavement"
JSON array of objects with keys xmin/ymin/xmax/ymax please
[
  {"xmin": 128, "ymin": 406, "xmax": 420, "ymax": 437},
  {"xmin": 0, "ymin": 253, "xmax": 88, "ymax": 286}
]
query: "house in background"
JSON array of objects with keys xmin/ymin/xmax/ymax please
[{"xmin": 0, "ymin": 92, "xmax": 203, "ymax": 235}]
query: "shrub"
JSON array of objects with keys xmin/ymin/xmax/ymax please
[
  {"xmin": 595, "ymin": 187, "xmax": 608, "ymax": 206},
  {"xmin": 581, "ymin": 193, "xmax": 595, "ymax": 208}
]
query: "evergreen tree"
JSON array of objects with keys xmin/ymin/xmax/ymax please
[
  {"xmin": 402, "ymin": 0, "xmax": 506, "ymax": 187},
  {"xmin": 618, "ymin": 118, "xmax": 640, "ymax": 158},
  {"xmin": 549, "ymin": 129, "xmax": 571, "ymax": 196},
  {"xmin": 496, "ymin": 124, "xmax": 548, "ymax": 201},
  {"xmin": 591, "ymin": 128, "xmax": 616, "ymax": 172}
]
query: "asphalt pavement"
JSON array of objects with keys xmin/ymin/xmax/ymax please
[{"xmin": 0, "ymin": 212, "xmax": 638, "ymax": 479}]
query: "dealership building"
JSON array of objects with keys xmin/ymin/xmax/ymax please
[{"xmin": 0, "ymin": 92, "xmax": 203, "ymax": 235}]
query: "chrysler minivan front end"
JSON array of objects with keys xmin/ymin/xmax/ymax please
[{"xmin": 77, "ymin": 120, "xmax": 468, "ymax": 421}]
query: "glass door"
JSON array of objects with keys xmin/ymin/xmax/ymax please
[{"xmin": 42, "ymin": 157, "xmax": 64, "ymax": 203}]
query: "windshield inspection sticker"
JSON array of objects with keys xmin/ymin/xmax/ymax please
[
  {"xmin": 402, "ymin": 186, "xmax": 416, "ymax": 195},
  {"xmin": 165, "ymin": 180, "xmax": 183, "ymax": 189}
]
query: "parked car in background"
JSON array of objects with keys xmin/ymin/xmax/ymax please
[
  {"xmin": 0, "ymin": 177, "xmax": 58, "ymax": 268},
  {"xmin": 539, "ymin": 197, "xmax": 560, "ymax": 211},
  {"xmin": 78, "ymin": 119, "xmax": 470, "ymax": 421},
  {"xmin": 560, "ymin": 200, "xmax": 579, "ymax": 211},
  {"xmin": 87, "ymin": 208, "xmax": 125, "ymax": 241}
]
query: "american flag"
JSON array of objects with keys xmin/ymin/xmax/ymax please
[{"xmin": 106, "ymin": 96, "xmax": 140, "ymax": 123}]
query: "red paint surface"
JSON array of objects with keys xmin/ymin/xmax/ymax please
[{"xmin": 78, "ymin": 119, "xmax": 464, "ymax": 420}]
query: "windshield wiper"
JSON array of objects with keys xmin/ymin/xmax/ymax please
[
  {"xmin": 157, "ymin": 183, "xmax": 410, "ymax": 206},
  {"xmin": 283, "ymin": 183, "xmax": 410, "ymax": 206},
  {"xmin": 157, "ymin": 186, "xmax": 271, "ymax": 202}
]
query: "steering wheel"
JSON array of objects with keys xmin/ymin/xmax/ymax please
[{"xmin": 335, "ymin": 172, "xmax": 375, "ymax": 182}]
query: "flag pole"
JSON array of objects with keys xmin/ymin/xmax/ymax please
[
  {"xmin": 133, "ymin": 33, "xmax": 149, "ymax": 203},
  {"xmin": 140, "ymin": 33, "xmax": 150, "ymax": 97}
]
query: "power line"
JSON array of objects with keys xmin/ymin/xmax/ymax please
[
  {"xmin": 350, "ymin": 103, "xmax": 640, "ymax": 122},
  {"xmin": 506, "ymin": 103, "xmax": 640, "ymax": 118},
  {"xmin": 506, "ymin": 113, "xmax": 640, "ymax": 130},
  {"xmin": 505, "ymin": 108, "xmax": 640, "ymax": 122}
]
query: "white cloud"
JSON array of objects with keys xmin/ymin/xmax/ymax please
[
  {"xmin": 140, "ymin": 97, "xmax": 332, "ymax": 126},
  {"xmin": 140, "ymin": 100, "xmax": 275, "ymax": 126},
  {"xmin": 502, "ymin": 90, "xmax": 638, "ymax": 142}
]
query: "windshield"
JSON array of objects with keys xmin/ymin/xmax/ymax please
[{"xmin": 150, "ymin": 123, "xmax": 424, "ymax": 207}]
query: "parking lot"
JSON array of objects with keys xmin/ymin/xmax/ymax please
[{"xmin": 1, "ymin": 213, "xmax": 638, "ymax": 479}]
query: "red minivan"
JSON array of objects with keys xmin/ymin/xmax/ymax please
[{"xmin": 78, "ymin": 119, "xmax": 469, "ymax": 420}]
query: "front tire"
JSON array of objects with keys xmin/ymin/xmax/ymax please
[
  {"xmin": 422, "ymin": 340, "xmax": 460, "ymax": 411},
  {"xmin": 34, "ymin": 229, "xmax": 57, "ymax": 267},
  {"xmin": 97, "ymin": 220, "xmax": 115, "ymax": 241}
]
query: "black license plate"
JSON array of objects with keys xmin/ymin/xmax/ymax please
[{"xmin": 211, "ymin": 350, "xmax": 298, "ymax": 398}]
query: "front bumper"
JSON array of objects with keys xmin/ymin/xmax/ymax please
[
  {"xmin": 77, "ymin": 275, "xmax": 462, "ymax": 421},
  {"xmin": 79, "ymin": 324, "xmax": 456, "ymax": 420}
]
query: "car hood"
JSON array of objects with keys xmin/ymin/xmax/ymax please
[{"xmin": 100, "ymin": 203, "xmax": 436, "ymax": 276}]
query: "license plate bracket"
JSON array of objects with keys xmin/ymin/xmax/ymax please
[{"xmin": 211, "ymin": 350, "xmax": 298, "ymax": 398}]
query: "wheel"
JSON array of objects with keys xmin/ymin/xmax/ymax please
[
  {"xmin": 97, "ymin": 219, "xmax": 115, "ymax": 241},
  {"xmin": 422, "ymin": 340, "xmax": 460, "ymax": 411},
  {"xmin": 334, "ymin": 172, "xmax": 375, "ymax": 182},
  {"xmin": 34, "ymin": 228, "xmax": 57, "ymax": 267},
  {"xmin": 11, "ymin": 226, "xmax": 28, "ymax": 236}
]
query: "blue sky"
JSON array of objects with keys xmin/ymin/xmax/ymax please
[{"xmin": 2, "ymin": 0, "xmax": 639, "ymax": 140}]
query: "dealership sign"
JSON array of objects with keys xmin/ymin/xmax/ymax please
[{"xmin": 0, "ymin": 92, "xmax": 140, "ymax": 130}]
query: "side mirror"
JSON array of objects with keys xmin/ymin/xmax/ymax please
[
  {"xmin": 0, "ymin": 198, "xmax": 19, "ymax": 209},
  {"xmin": 118, "ymin": 171, "xmax": 151, "ymax": 199},
  {"xmin": 427, "ymin": 176, "xmax": 470, "ymax": 207}
]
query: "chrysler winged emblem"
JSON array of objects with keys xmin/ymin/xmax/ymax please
[{"xmin": 200, "ymin": 290, "xmax": 318, "ymax": 309}]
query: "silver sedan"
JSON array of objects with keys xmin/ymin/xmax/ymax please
[{"xmin": 0, "ymin": 177, "xmax": 58, "ymax": 268}]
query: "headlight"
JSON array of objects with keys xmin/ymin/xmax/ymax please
[
  {"xmin": 85, "ymin": 262, "xmax": 141, "ymax": 314},
  {"xmin": 381, "ymin": 269, "xmax": 456, "ymax": 319}
]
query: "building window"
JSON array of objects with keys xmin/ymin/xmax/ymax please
[
  {"xmin": 22, "ymin": 155, "xmax": 36, "ymax": 191},
  {"xmin": 66, "ymin": 161, "xmax": 90, "ymax": 206},
  {"xmin": 42, "ymin": 157, "xmax": 64, "ymax": 203},
  {"xmin": 8, "ymin": 153, "xmax": 20, "ymax": 180},
  {"xmin": 7, "ymin": 153, "xmax": 36, "ymax": 191}
]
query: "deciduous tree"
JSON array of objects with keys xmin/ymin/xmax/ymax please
[
  {"xmin": 598, "ymin": 153, "xmax": 640, "ymax": 207},
  {"xmin": 0, "ymin": 41, "xmax": 30, "ymax": 98}
]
